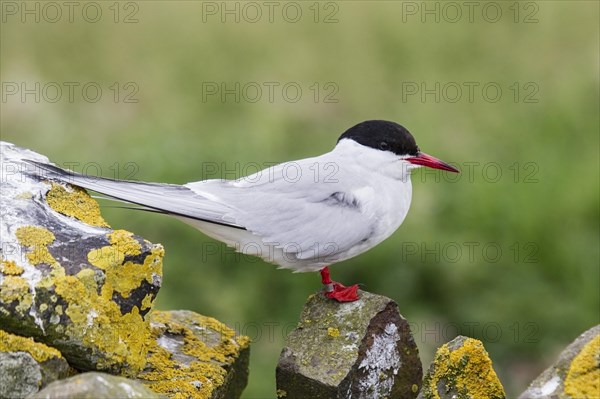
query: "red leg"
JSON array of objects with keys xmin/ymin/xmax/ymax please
[{"xmin": 319, "ymin": 266, "xmax": 359, "ymax": 302}]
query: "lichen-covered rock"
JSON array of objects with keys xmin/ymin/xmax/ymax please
[
  {"xmin": 0, "ymin": 142, "xmax": 164, "ymax": 375},
  {"xmin": 30, "ymin": 371, "xmax": 163, "ymax": 398},
  {"xmin": 0, "ymin": 352, "xmax": 43, "ymax": 399},
  {"xmin": 276, "ymin": 290, "xmax": 422, "ymax": 399},
  {"xmin": 0, "ymin": 329, "xmax": 71, "ymax": 398},
  {"xmin": 137, "ymin": 310, "xmax": 250, "ymax": 399},
  {"xmin": 418, "ymin": 335, "xmax": 505, "ymax": 399},
  {"xmin": 519, "ymin": 325, "xmax": 599, "ymax": 399}
]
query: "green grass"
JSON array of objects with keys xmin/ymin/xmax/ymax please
[{"xmin": 1, "ymin": 2, "xmax": 598, "ymax": 397}]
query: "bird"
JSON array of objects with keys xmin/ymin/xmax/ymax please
[{"xmin": 27, "ymin": 120, "xmax": 459, "ymax": 302}]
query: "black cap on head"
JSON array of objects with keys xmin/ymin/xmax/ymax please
[{"xmin": 338, "ymin": 120, "xmax": 419, "ymax": 157}]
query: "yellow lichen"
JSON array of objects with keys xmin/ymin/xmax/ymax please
[
  {"xmin": 87, "ymin": 232, "xmax": 163, "ymax": 298},
  {"xmin": 54, "ymin": 273, "xmax": 151, "ymax": 375},
  {"xmin": 0, "ymin": 276, "xmax": 33, "ymax": 315},
  {"xmin": 427, "ymin": 338, "xmax": 505, "ymax": 399},
  {"xmin": 109, "ymin": 230, "xmax": 142, "ymax": 256},
  {"xmin": 51, "ymin": 232, "xmax": 163, "ymax": 373},
  {"xmin": 15, "ymin": 225, "xmax": 55, "ymax": 247},
  {"xmin": 565, "ymin": 335, "xmax": 600, "ymax": 398},
  {"xmin": 138, "ymin": 311, "xmax": 249, "ymax": 399},
  {"xmin": 87, "ymin": 246, "xmax": 120, "ymax": 270},
  {"xmin": 276, "ymin": 388, "xmax": 287, "ymax": 398},
  {"xmin": 76, "ymin": 268, "xmax": 99, "ymax": 294},
  {"xmin": 0, "ymin": 275, "xmax": 33, "ymax": 315},
  {"xmin": 108, "ymin": 259, "xmax": 149, "ymax": 298},
  {"xmin": 327, "ymin": 327, "xmax": 340, "ymax": 338},
  {"xmin": 236, "ymin": 334, "xmax": 251, "ymax": 349},
  {"xmin": 45, "ymin": 183, "xmax": 109, "ymax": 227},
  {"xmin": 15, "ymin": 226, "xmax": 60, "ymax": 268},
  {"xmin": 12, "ymin": 226, "xmax": 64, "ymax": 316},
  {"xmin": 0, "ymin": 329, "xmax": 63, "ymax": 363},
  {"xmin": 141, "ymin": 294, "xmax": 153, "ymax": 311},
  {"xmin": 0, "ymin": 260, "xmax": 24, "ymax": 275},
  {"xmin": 11, "ymin": 211, "xmax": 164, "ymax": 376}
]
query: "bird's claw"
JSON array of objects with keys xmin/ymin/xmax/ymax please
[{"xmin": 324, "ymin": 282, "xmax": 359, "ymax": 302}]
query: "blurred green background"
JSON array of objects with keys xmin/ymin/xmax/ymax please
[{"xmin": 1, "ymin": 1, "xmax": 598, "ymax": 397}]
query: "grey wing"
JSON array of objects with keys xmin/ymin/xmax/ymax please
[
  {"xmin": 25, "ymin": 160, "xmax": 242, "ymax": 229},
  {"xmin": 238, "ymin": 191, "xmax": 373, "ymax": 263},
  {"xmin": 187, "ymin": 160, "xmax": 376, "ymax": 264}
]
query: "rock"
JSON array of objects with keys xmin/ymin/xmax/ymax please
[
  {"xmin": 0, "ymin": 329, "xmax": 71, "ymax": 398},
  {"xmin": 276, "ymin": 290, "xmax": 422, "ymax": 399},
  {"xmin": 0, "ymin": 352, "xmax": 42, "ymax": 399},
  {"xmin": 0, "ymin": 142, "xmax": 164, "ymax": 375},
  {"xmin": 1, "ymin": 142, "xmax": 251, "ymax": 398},
  {"xmin": 518, "ymin": 325, "xmax": 599, "ymax": 399},
  {"xmin": 418, "ymin": 335, "xmax": 505, "ymax": 399},
  {"xmin": 30, "ymin": 371, "xmax": 163, "ymax": 398},
  {"xmin": 137, "ymin": 310, "xmax": 250, "ymax": 399}
]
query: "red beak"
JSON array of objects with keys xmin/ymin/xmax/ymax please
[{"xmin": 406, "ymin": 152, "xmax": 459, "ymax": 173}]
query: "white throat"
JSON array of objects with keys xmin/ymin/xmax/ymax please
[{"xmin": 333, "ymin": 138, "xmax": 416, "ymax": 182}]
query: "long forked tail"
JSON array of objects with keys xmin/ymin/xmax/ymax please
[{"xmin": 25, "ymin": 160, "xmax": 243, "ymax": 229}]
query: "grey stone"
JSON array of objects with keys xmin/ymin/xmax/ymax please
[
  {"xmin": 0, "ymin": 352, "xmax": 41, "ymax": 399},
  {"xmin": 418, "ymin": 335, "xmax": 506, "ymax": 399},
  {"xmin": 0, "ymin": 329, "xmax": 71, "ymax": 398},
  {"xmin": 0, "ymin": 141, "xmax": 164, "ymax": 375},
  {"xmin": 137, "ymin": 310, "xmax": 250, "ymax": 399},
  {"xmin": 519, "ymin": 325, "xmax": 599, "ymax": 399},
  {"xmin": 30, "ymin": 372, "xmax": 163, "ymax": 398},
  {"xmin": 276, "ymin": 290, "xmax": 422, "ymax": 399}
]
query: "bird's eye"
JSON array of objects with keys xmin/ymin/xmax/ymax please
[{"xmin": 379, "ymin": 142, "xmax": 390, "ymax": 151}]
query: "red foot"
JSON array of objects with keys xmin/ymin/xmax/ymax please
[
  {"xmin": 324, "ymin": 282, "xmax": 359, "ymax": 302},
  {"xmin": 320, "ymin": 266, "xmax": 359, "ymax": 302}
]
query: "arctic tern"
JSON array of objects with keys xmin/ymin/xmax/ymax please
[{"xmin": 28, "ymin": 120, "xmax": 459, "ymax": 302}]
